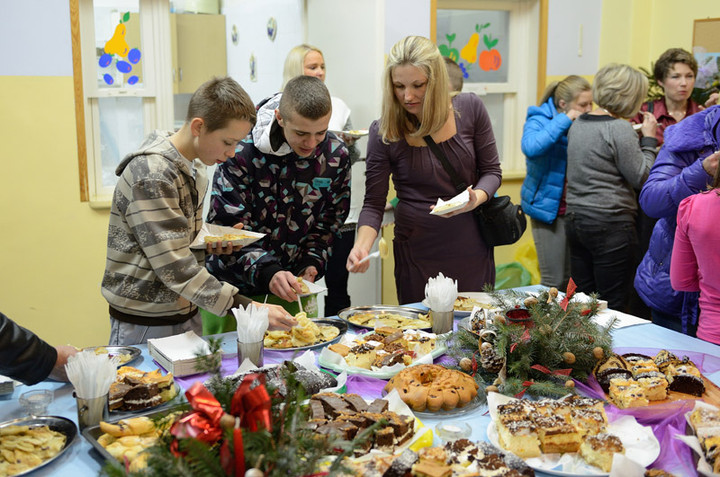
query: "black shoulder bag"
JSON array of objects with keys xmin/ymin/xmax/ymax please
[{"xmin": 424, "ymin": 135, "xmax": 527, "ymax": 247}]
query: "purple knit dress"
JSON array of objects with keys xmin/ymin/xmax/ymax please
[{"xmin": 358, "ymin": 93, "xmax": 502, "ymax": 304}]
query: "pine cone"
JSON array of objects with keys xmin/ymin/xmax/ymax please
[{"xmin": 480, "ymin": 344, "xmax": 505, "ymax": 373}]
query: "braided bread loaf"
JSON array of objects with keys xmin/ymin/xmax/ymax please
[{"xmin": 384, "ymin": 364, "xmax": 479, "ymax": 412}]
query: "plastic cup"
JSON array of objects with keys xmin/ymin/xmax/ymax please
[
  {"xmin": 19, "ymin": 389, "xmax": 53, "ymax": 417},
  {"xmin": 237, "ymin": 339, "xmax": 264, "ymax": 368}
]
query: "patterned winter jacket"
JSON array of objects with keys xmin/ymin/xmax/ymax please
[
  {"xmin": 101, "ymin": 131, "xmax": 245, "ymax": 325},
  {"xmin": 206, "ymin": 93, "xmax": 351, "ymax": 295},
  {"xmin": 635, "ymin": 106, "xmax": 720, "ymax": 329}
]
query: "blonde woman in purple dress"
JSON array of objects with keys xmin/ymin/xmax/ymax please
[{"xmin": 347, "ymin": 36, "xmax": 502, "ymax": 304}]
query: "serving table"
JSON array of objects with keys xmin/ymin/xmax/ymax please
[{"xmin": 3, "ymin": 286, "xmax": 719, "ymax": 476}]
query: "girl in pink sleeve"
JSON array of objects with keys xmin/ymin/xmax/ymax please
[{"xmin": 670, "ymin": 167, "xmax": 720, "ymax": 344}]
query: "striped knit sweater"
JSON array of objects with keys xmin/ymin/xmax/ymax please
[{"xmin": 101, "ymin": 130, "xmax": 243, "ymax": 326}]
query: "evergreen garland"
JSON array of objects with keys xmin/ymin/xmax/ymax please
[
  {"xmin": 445, "ymin": 286, "xmax": 616, "ymax": 400},
  {"xmin": 100, "ymin": 339, "xmax": 369, "ymax": 476}
]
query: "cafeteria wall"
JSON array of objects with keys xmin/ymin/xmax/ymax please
[{"xmin": 2, "ymin": 1, "xmax": 720, "ymax": 346}]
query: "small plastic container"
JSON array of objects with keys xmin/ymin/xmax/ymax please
[
  {"xmin": 435, "ymin": 422, "xmax": 472, "ymax": 443},
  {"xmin": 19, "ymin": 389, "xmax": 54, "ymax": 417}
]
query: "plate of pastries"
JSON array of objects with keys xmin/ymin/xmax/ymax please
[
  {"xmin": 319, "ymin": 327, "xmax": 446, "ymax": 379},
  {"xmin": 0, "ymin": 416, "xmax": 77, "ymax": 477},
  {"xmin": 190, "ymin": 223, "xmax": 265, "ymax": 249},
  {"xmin": 263, "ymin": 313, "xmax": 347, "ymax": 351},
  {"xmin": 109, "ymin": 366, "xmax": 179, "ymax": 413},
  {"xmin": 487, "ymin": 393, "xmax": 660, "ymax": 475},
  {"xmin": 82, "ymin": 408, "xmax": 183, "ymax": 473},
  {"xmin": 338, "ymin": 305, "xmax": 431, "ymax": 330},
  {"xmin": 593, "ymin": 349, "xmax": 714, "ymax": 408}
]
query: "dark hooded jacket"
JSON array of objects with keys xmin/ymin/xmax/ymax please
[{"xmin": 635, "ymin": 105, "xmax": 720, "ymax": 330}]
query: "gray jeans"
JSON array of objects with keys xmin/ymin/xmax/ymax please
[
  {"xmin": 108, "ymin": 312, "xmax": 203, "ymax": 346},
  {"xmin": 530, "ymin": 216, "xmax": 570, "ymax": 289}
]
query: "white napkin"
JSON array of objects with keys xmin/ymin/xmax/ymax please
[
  {"xmin": 233, "ymin": 303, "xmax": 269, "ymax": 343},
  {"xmin": 424, "ymin": 272, "xmax": 458, "ymax": 312},
  {"xmin": 65, "ymin": 350, "xmax": 118, "ymax": 399}
]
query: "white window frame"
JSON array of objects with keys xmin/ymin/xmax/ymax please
[
  {"xmin": 75, "ymin": 0, "xmax": 174, "ymax": 206},
  {"xmin": 437, "ymin": 0, "xmax": 539, "ymax": 176}
]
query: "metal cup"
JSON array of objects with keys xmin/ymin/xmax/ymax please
[
  {"xmin": 430, "ymin": 309, "xmax": 454, "ymax": 334},
  {"xmin": 237, "ymin": 339, "xmax": 264, "ymax": 368},
  {"xmin": 76, "ymin": 393, "xmax": 109, "ymax": 431}
]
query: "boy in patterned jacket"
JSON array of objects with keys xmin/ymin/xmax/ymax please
[
  {"xmin": 206, "ymin": 76, "xmax": 351, "ymax": 328},
  {"xmin": 102, "ymin": 77, "xmax": 296, "ymax": 346}
]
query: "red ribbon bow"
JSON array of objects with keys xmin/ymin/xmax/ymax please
[
  {"xmin": 560, "ymin": 278, "xmax": 577, "ymax": 311},
  {"xmin": 170, "ymin": 374, "xmax": 272, "ymax": 476}
]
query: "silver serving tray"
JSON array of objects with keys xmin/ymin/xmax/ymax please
[
  {"xmin": 82, "ymin": 346, "xmax": 142, "ymax": 367},
  {"xmin": 337, "ymin": 305, "xmax": 431, "ymax": 331},
  {"xmin": 264, "ymin": 318, "xmax": 347, "ymax": 352},
  {"xmin": 0, "ymin": 415, "xmax": 78, "ymax": 476},
  {"xmin": 82, "ymin": 404, "xmax": 187, "ymax": 464}
]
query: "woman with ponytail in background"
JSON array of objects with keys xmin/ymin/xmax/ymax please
[{"xmin": 520, "ymin": 76, "xmax": 592, "ymax": 289}]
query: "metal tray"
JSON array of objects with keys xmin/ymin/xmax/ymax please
[
  {"xmin": 82, "ymin": 404, "xmax": 187, "ymax": 464},
  {"xmin": 0, "ymin": 415, "xmax": 78, "ymax": 476},
  {"xmin": 337, "ymin": 305, "xmax": 431, "ymax": 331},
  {"xmin": 264, "ymin": 318, "xmax": 347, "ymax": 352},
  {"xmin": 82, "ymin": 346, "xmax": 142, "ymax": 367}
]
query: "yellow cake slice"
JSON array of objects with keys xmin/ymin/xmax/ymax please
[{"xmin": 580, "ymin": 433, "xmax": 624, "ymax": 472}]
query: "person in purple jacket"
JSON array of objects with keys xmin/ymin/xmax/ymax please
[{"xmin": 635, "ymin": 105, "xmax": 720, "ymax": 334}]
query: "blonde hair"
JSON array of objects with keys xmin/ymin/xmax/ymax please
[
  {"xmin": 282, "ymin": 44, "xmax": 323, "ymax": 90},
  {"xmin": 592, "ymin": 64, "xmax": 648, "ymax": 119},
  {"xmin": 539, "ymin": 75, "xmax": 591, "ymax": 110},
  {"xmin": 380, "ymin": 36, "xmax": 451, "ymax": 142}
]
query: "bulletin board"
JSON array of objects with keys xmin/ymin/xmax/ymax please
[{"xmin": 693, "ymin": 18, "xmax": 720, "ymax": 52}]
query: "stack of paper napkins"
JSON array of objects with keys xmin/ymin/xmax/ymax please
[{"xmin": 148, "ymin": 331, "xmax": 213, "ymax": 377}]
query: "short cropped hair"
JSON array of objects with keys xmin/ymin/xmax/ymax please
[
  {"xmin": 654, "ymin": 48, "xmax": 698, "ymax": 82},
  {"xmin": 380, "ymin": 36, "xmax": 451, "ymax": 142},
  {"xmin": 592, "ymin": 64, "xmax": 648, "ymax": 119},
  {"xmin": 186, "ymin": 76, "xmax": 256, "ymax": 131},
  {"xmin": 539, "ymin": 75, "xmax": 591, "ymax": 109},
  {"xmin": 278, "ymin": 76, "xmax": 331, "ymax": 121},
  {"xmin": 282, "ymin": 44, "xmax": 323, "ymax": 90},
  {"xmin": 444, "ymin": 56, "xmax": 464, "ymax": 92}
]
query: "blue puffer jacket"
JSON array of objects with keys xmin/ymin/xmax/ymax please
[
  {"xmin": 635, "ymin": 105, "xmax": 720, "ymax": 326},
  {"xmin": 520, "ymin": 97, "xmax": 573, "ymax": 224}
]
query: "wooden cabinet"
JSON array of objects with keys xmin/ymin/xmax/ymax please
[{"xmin": 170, "ymin": 14, "xmax": 227, "ymax": 94}]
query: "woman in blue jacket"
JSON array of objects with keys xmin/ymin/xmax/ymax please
[{"xmin": 521, "ymin": 76, "xmax": 592, "ymax": 288}]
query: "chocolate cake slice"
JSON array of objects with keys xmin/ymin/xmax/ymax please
[
  {"xmin": 109, "ymin": 382, "xmax": 133, "ymax": 411},
  {"xmin": 313, "ymin": 393, "xmax": 352, "ymax": 417},
  {"xmin": 596, "ymin": 367, "xmax": 633, "ymax": 393},
  {"xmin": 383, "ymin": 449, "xmax": 418, "ymax": 477},
  {"xmin": 366, "ymin": 398, "xmax": 389, "ymax": 414},
  {"xmin": 121, "ymin": 382, "xmax": 161, "ymax": 411},
  {"xmin": 344, "ymin": 393, "xmax": 369, "ymax": 412}
]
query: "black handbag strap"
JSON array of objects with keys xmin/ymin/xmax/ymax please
[{"xmin": 424, "ymin": 135, "xmax": 468, "ymax": 194}]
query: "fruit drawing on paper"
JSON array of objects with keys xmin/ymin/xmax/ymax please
[
  {"xmin": 460, "ymin": 23, "xmax": 489, "ymax": 64},
  {"xmin": 438, "ymin": 33, "xmax": 460, "ymax": 62},
  {"xmin": 99, "ymin": 12, "xmax": 142, "ymax": 86},
  {"xmin": 479, "ymin": 32, "xmax": 502, "ymax": 71}
]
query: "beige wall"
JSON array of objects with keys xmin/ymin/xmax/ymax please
[
  {"xmin": 3, "ymin": 0, "xmax": 720, "ymax": 345},
  {"xmin": 0, "ymin": 76, "xmax": 111, "ymax": 347}
]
